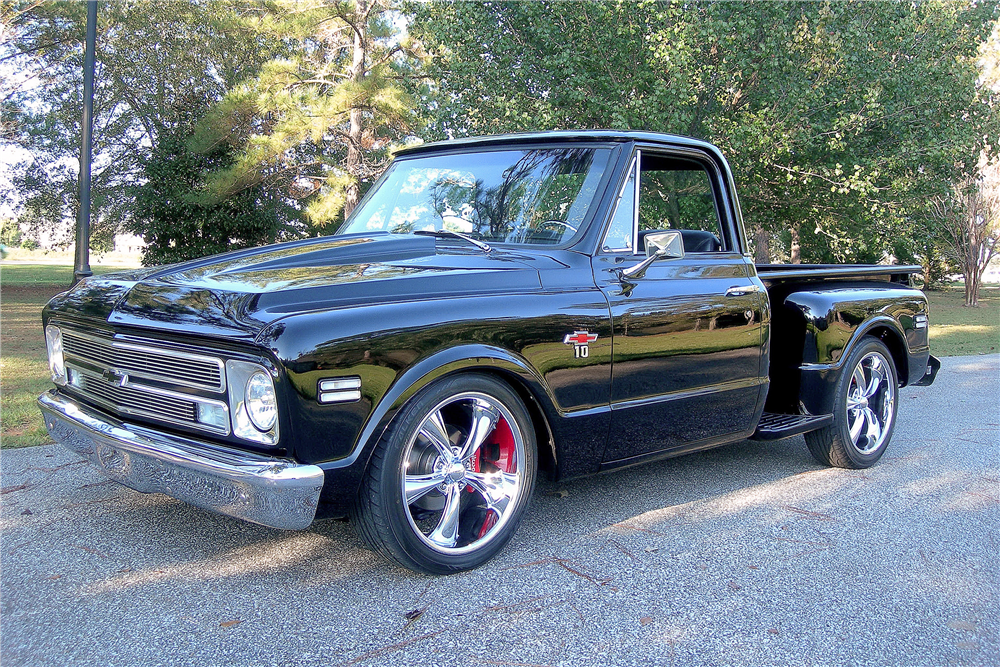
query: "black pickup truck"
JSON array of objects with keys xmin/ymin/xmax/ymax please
[{"xmin": 39, "ymin": 131, "xmax": 939, "ymax": 574}]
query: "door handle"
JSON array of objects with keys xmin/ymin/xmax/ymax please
[{"xmin": 725, "ymin": 284, "xmax": 761, "ymax": 297}]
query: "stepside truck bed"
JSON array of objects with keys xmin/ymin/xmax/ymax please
[
  {"xmin": 756, "ymin": 263, "xmax": 921, "ymax": 285},
  {"xmin": 756, "ymin": 263, "xmax": 934, "ymax": 418}
]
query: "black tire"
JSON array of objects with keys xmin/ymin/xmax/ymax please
[
  {"xmin": 805, "ymin": 337, "xmax": 899, "ymax": 469},
  {"xmin": 350, "ymin": 373, "xmax": 537, "ymax": 574}
]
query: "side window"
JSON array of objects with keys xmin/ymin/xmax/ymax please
[
  {"xmin": 638, "ymin": 154, "xmax": 725, "ymax": 253},
  {"xmin": 602, "ymin": 160, "xmax": 637, "ymax": 252}
]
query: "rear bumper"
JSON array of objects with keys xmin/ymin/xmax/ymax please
[
  {"xmin": 38, "ymin": 390, "xmax": 324, "ymax": 530},
  {"xmin": 912, "ymin": 355, "xmax": 941, "ymax": 387}
]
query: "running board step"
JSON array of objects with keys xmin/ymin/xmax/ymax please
[{"xmin": 751, "ymin": 412, "xmax": 833, "ymax": 441}]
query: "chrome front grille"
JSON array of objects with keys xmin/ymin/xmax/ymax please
[
  {"xmin": 61, "ymin": 328, "xmax": 230, "ymax": 436},
  {"xmin": 78, "ymin": 370, "xmax": 198, "ymax": 423},
  {"xmin": 62, "ymin": 330, "xmax": 225, "ymax": 392}
]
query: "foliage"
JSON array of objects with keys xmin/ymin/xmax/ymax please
[
  {"xmin": 131, "ymin": 127, "xmax": 297, "ymax": 266},
  {"xmin": 11, "ymin": 161, "xmax": 78, "ymax": 249},
  {"xmin": 411, "ymin": 0, "xmax": 1000, "ymax": 264},
  {"xmin": 192, "ymin": 0, "xmax": 424, "ymax": 232},
  {"xmin": 924, "ymin": 157, "xmax": 1000, "ymax": 306},
  {"xmin": 1, "ymin": 217, "xmax": 22, "ymax": 247},
  {"xmin": 897, "ymin": 234, "xmax": 954, "ymax": 291},
  {"xmin": 2, "ymin": 0, "xmax": 285, "ymax": 249},
  {"xmin": 7, "ymin": 0, "xmax": 998, "ymax": 269}
]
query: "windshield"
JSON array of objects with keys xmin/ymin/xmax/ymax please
[{"xmin": 339, "ymin": 147, "xmax": 613, "ymax": 245}]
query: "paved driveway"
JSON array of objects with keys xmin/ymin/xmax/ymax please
[{"xmin": 2, "ymin": 355, "xmax": 997, "ymax": 667}]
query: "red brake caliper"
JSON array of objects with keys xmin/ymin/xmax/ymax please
[{"xmin": 473, "ymin": 416, "xmax": 516, "ymax": 539}]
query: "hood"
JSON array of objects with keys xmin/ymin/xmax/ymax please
[{"xmin": 47, "ymin": 234, "xmax": 553, "ymax": 342}]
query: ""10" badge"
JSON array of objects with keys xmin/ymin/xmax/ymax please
[{"xmin": 563, "ymin": 331, "xmax": 599, "ymax": 358}]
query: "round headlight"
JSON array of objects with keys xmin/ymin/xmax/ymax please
[{"xmin": 245, "ymin": 371, "xmax": 277, "ymax": 432}]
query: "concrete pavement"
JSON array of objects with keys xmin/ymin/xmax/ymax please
[{"xmin": 2, "ymin": 354, "xmax": 997, "ymax": 666}]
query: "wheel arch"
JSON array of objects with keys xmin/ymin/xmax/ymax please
[
  {"xmin": 797, "ymin": 316, "xmax": 908, "ymax": 416},
  {"xmin": 862, "ymin": 322, "xmax": 909, "ymax": 386},
  {"xmin": 474, "ymin": 367, "xmax": 558, "ymax": 480},
  {"xmin": 339, "ymin": 344, "xmax": 561, "ymax": 490}
]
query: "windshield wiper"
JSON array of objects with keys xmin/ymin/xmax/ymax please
[{"xmin": 414, "ymin": 229, "xmax": 492, "ymax": 253}]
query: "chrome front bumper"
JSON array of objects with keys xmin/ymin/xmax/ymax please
[{"xmin": 38, "ymin": 390, "xmax": 324, "ymax": 530}]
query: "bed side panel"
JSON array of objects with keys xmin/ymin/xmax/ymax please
[{"xmin": 763, "ymin": 280, "xmax": 929, "ymax": 415}]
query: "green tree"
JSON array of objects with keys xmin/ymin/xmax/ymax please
[
  {"xmin": 132, "ymin": 124, "xmax": 296, "ymax": 266},
  {"xmin": 13, "ymin": 162, "xmax": 75, "ymax": 249},
  {"xmin": 1, "ymin": 217, "xmax": 22, "ymax": 248},
  {"xmin": 2, "ymin": 0, "xmax": 285, "ymax": 249},
  {"xmin": 925, "ymin": 158, "xmax": 1000, "ymax": 306},
  {"xmin": 911, "ymin": 17, "xmax": 1000, "ymax": 305},
  {"xmin": 192, "ymin": 0, "xmax": 423, "ymax": 231},
  {"xmin": 412, "ymin": 1, "xmax": 999, "ymax": 264}
]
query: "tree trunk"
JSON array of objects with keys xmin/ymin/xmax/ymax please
[
  {"xmin": 964, "ymin": 265, "xmax": 980, "ymax": 307},
  {"xmin": 789, "ymin": 223, "xmax": 801, "ymax": 264},
  {"xmin": 343, "ymin": 0, "xmax": 369, "ymax": 218},
  {"xmin": 754, "ymin": 227, "xmax": 771, "ymax": 264},
  {"xmin": 963, "ymin": 235, "xmax": 982, "ymax": 306}
]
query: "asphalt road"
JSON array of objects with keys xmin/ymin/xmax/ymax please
[{"xmin": 2, "ymin": 354, "xmax": 998, "ymax": 667}]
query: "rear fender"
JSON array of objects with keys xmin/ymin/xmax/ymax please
[
  {"xmin": 766, "ymin": 283, "xmax": 929, "ymax": 415},
  {"xmin": 802, "ymin": 314, "xmax": 908, "ymax": 374},
  {"xmin": 797, "ymin": 317, "xmax": 909, "ymax": 416}
]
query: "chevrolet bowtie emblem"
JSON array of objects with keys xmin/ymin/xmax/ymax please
[
  {"xmin": 101, "ymin": 369, "xmax": 129, "ymax": 387},
  {"xmin": 563, "ymin": 331, "xmax": 598, "ymax": 358}
]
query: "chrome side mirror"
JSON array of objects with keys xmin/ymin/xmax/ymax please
[{"xmin": 619, "ymin": 230, "xmax": 684, "ymax": 280}]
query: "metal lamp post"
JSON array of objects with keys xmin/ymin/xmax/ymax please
[{"xmin": 73, "ymin": 0, "xmax": 98, "ymax": 285}]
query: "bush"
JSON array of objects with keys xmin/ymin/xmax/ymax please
[
  {"xmin": 130, "ymin": 131, "xmax": 301, "ymax": 266},
  {"xmin": 0, "ymin": 218, "xmax": 22, "ymax": 247}
]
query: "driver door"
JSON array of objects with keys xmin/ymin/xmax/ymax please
[{"xmin": 594, "ymin": 148, "xmax": 766, "ymax": 464}]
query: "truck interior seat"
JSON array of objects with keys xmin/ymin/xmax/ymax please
[{"xmin": 637, "ymin": 229, "xmax": 722, "ymax": 253}]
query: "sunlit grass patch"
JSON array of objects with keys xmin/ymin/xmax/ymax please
[
  {"xmin": 926, "ymin": 286, "xmax": 999, "ymax": 357},
  {"xmin": 929, "ymin": 324, "xmax": 994, "ymax": 335},
  {"xmin": 1, "ymin": 263, "xmax": 119, "ymax": 287},
  {"xmin": 1, "ymin": 280, "xmax": 63, "ymax": 448},
  {"xmin": 1, "ymin": 356, "xmax": 54, "ymax": 447}
]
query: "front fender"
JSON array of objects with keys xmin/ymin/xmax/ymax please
[
  {"xmin": 256, "ymin": 289, "xmax": 613, "ymax": 508},
  {"xmin": 328, "ymin": 344, "xmax": 559, "ymax": 471}
]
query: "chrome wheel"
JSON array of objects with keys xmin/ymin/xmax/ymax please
[
  {"xmin": 351, "ymin": 373, "xmax": 536, "ymax": 574},
  {"xmin": 402, "ymin": 392, "xmax": 526, "ymax": 554},
  {"xmin": 845, "ymin": 351, "xmax": 896, "ymax": 454},
  {"xmin": 805, "ymin": 337, "xmax": 899, "ymax": 470}
]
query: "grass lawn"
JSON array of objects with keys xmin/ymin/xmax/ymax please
[
  {"xmin": 1, "ymin": 264, "xmax": 996, "ymax": 449},
  {"xmin": 926, "ymin": 285, "xmax": 999, "ymax": 356},
  {"xmin": 1, "ymin": 262, "xmax": 123, "ymax": 287},
  {"xmin": 1, "ymin": 264, "xmax": 122, "ymax": 448},
  {"xmin": 2, "ymin": 284, "xmax": 64, "ymax": 447}
]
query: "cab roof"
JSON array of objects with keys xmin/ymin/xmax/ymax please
[{"xmin": 394, "ymin": 130, "xmax": 724, "ymax": 160}]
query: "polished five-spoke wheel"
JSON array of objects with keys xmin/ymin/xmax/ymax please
[
  {"xmin": 351, "ymin": 374, "xmax": 536, "ymax": 574},
  {"xmin": 806, "ymin": 337, "xmax": 899, "ymax": 469},
  {"xmin": 402, "ymin": 392, "xmax": 525, "ymax": 554},
  {"xmin": 844, "ymin": 351, "xmax": 895, "ymax": 454}
]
